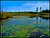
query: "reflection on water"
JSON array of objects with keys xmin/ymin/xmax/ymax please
[{"xmin": 0, "ymin": 16, "xmax": 49, "ymax": 37}]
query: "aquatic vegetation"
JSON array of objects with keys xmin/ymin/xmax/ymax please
[{"xmin": 0, "ymin": 16, "xmax": 49, "ymax": 38}]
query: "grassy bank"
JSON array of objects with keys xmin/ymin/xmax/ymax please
[{"xmin": 0, "ymin": 12, "xmax": 50, "ymax": 20}]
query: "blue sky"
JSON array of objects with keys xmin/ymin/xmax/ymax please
[{"xmin": 1, "ymin": 1, "xmax": 49, "ymax": 12}]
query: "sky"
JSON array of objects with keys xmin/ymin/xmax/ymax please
[{"xmin": 1, "ymin": 1, "xmax": 49, "ymax": 12}]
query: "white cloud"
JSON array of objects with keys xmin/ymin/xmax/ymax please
[
  {"xmin": 23, "ymin": 2, "xmax": 36, "ymax": 6},
  {"xmin": 22, "ymin": 1, "xmax": 49, "ymax": 12},
  {"xmin": 23, "ymin": 2, "xmax": 49, "ymax": 7}
]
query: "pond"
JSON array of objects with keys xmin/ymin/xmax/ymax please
[{"xmin": 0, "ymin": 16, "xmax": 49, "ymax": 38}]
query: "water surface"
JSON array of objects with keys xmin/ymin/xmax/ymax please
[{"xmin": 1, "ymin": 16, "xmax": 49, "ymax": 37}]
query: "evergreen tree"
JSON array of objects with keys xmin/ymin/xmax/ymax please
[
  {"xmin": 36, "ymin": 7, "xmax": 38, "ymax": 13},
  {"xmin": 40, "ymin": 7, "xmax": 42, "ymax": 12}
]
